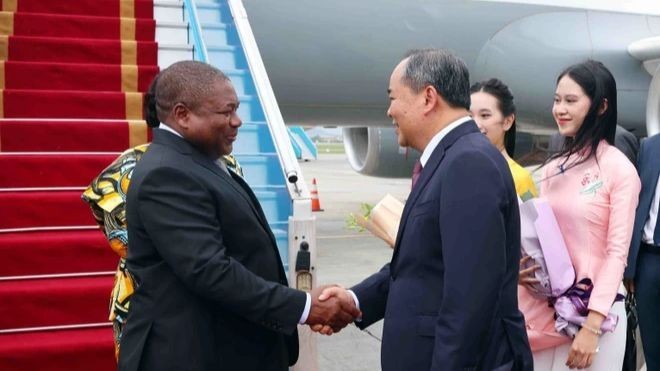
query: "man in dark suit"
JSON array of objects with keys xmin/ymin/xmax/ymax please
[
  {"xmin": 118, "ymin": 61, "xmax": 359, "ymax": 371},
  {"xmin": 624, "ymin": 133, "xmax": 660, "ymax": 371},
  {"xmin": 317, "ymin": 50, "xmax": 533, "ymax": 370}
]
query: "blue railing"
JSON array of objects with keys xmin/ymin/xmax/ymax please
[{"xmin": 182, "ymin": 0, "xmax": 209, "ymax": 62}]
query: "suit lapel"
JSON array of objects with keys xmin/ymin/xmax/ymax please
[
  {"xmin": 153, "ymin": 130, "xmax": 288, "ymax": 283},
  {"xmin": 190, "ymin": 153, "xmax": 269, "ymax": 226},
  {"xmin": 391, "ymin": 121, "xmax": 480, "ymax": 268},
  {"xmin": 637, "ymin": 146, "xmax": 660, "ymax": 228},
  {"xmin": 229, "ymin": 170, "xmax": 274, "ymax": 234},
  {"xmin": 153, "ymin": 130, "xmax": 272, "ymax": 236}
]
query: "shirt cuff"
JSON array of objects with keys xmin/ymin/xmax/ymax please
[
  {"xmin": 298, "ymin": 293, "xmax": 312, "ymax": 324},
  {"xmin": 347, "ymin": 290, "xmax": 362, "ymax": 322}
]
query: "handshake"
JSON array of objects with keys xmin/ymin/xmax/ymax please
[{"xmin": 304, "ymin": 285, "xmax": 360, "ymax": 335}]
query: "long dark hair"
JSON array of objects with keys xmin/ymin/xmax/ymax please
[
  {"xmin": 470, "ymin": 78, "xmax": 517, "ymax": 156},
  {"xmin": 143, "ymin": 74, "xmax": 160, "ymax": 128},
  {"xmin": 545, "ymin": 60, "xmax": 617, "ymax": 170}
]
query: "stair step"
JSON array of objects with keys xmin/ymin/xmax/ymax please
[
  {"xmin": 1, "ymin": 0, "xmax": 154, "ymax": 19},
  {"xmin": 2, "ymin": 12, "xmax": 156, "ymax": 41},
  {"xmin": 232, "ymin": 121, "xmax": 275, "ymax": 154},
  {"xmin": 154, "ymin": 0, "xmax": 184, "ymax": 24},
  {"xmin": 0, "ymin": 326, "xmax": 115, "ymax": 371},
  {"xmin": 4, "ymin": 35, "xmax": 157, "ymax": 65},
  {"xmin": 158, "ymin": 43, "xmax": 194, "ymax": 68},
  {"xmin": 202, "ymin": 22, "xmax": 240, "ymax": 47},
  {"xmin": 1, "ymin": 61, "xmax": 158, "ymax": 92},
  {"xmin": 253, "ymin": 188, "xmax": 292, "ymax": 225},
  {"xmin": 0, "ymin": 275, "xmax": 114, "ymax": 329},
  {"xmin": 0, "ymin": 153, "xmax": 119, "ymax": 188},
  {"xmin": 0, "ymin": 120, "xmax": 151, "ymax": 152},
  {"xmin": 155, "ymin": 20, "xmax": 189, "ymax": 45},
  {"xmin": 223, "ymin": 69, "xmax": 256, "ymax": 96},
  {"xmin": 207, "ymin": 45, "xmax": 247, "ymax": 70},
  {"xmin": 234, "ymin": 153, "xmax": 286, "ymax": 186},
  {"xmin": 234, "ymin": 95, "xmax": 265, "ymax": 122},
  {"xmin": 0, "ymin": 190, "xmax": 97, "ymax": 230},
  {"xmin": 195, "ymin": 2, "xmax": 231, "ymax": 24},
  {"xmin": 1, "ymin": 90, "xmax": 144, "ymax": 120},
  {"xmin": 0, "ymin": 229, "xmax": 117, "ymax": 276}
]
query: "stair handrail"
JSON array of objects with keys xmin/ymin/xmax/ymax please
[
  {"xmin": 226, "ymin": 0, "xmax": 311, "ymax": 207},
  {"xmin": 183, "ymin": 0, "xmax": 210, "ymax": 62}
]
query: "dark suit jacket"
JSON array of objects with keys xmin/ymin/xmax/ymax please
[
  {"xmin": 625, "ymin": 133, "xmax": 660, "ymax": 279},
  {"xmin": 118, "ymin": 129, "xmax": 306, "ymax": 371},
  {"xmin": 352, "ymin": 121, "xmax": 533, "ymax": 371}
]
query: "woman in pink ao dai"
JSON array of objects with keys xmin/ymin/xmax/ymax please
[{"xmin": 518, "ymin": 60, "xmax": 640, "ymax": 370}]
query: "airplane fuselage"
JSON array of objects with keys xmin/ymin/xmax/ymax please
[{"xmin": 244, "ymin": 0, "xmax": 660, "ymax": 135}]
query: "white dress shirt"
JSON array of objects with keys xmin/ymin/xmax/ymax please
[
  {"xmin": 158, "ymin": 122, "xmax": 182, "ymax": 138},
  {"xmin": 157, "ymin": 124, "xmax": 313, "ymax": 323},
  {"xmin": 419, "ymin": 116, "xmax": 472, "ymax": 167},
  {"xmin": 642, "ymin": 174, "xmax": 660, "ymax": 244},
  {"xmin": 348, "ymin": 116, "xmax": 472, "ymax": 318}
]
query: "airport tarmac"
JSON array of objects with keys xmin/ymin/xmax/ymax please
[{"xmin": 299, "ymin": 153, "xmax": 411, "ymax": 371}]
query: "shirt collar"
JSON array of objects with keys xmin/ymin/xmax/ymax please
[
  {"xmin": 158, "ymin": 123, "xmax": 183, "ymax": 138},
  {"xmin": 419, "ymin": 116, "xmax": 471, "ymax": 167},
  {"xmin": 158, "ymin": 123, "xmax": 227, "ymax": 164}
]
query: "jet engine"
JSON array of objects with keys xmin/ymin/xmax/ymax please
[{"xmin": 342, "ymin": 127, "xmax": 419, "ymax": 178}]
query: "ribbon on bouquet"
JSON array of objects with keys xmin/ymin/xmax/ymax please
[{"xmin": 552, "ymin": 278, "xmax": 625, "ymax": 338}]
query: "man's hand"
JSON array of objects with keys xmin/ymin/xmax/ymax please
[
  {"xmin": 305, "ymin": 285, "xmax": 361, "ymax": 335},
  {"xmin": 311, "ymin": 286, "xmax": 359, "ymax": 335}
]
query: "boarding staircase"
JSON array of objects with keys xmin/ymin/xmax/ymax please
[
  {"xmin": 0, "ymin": 0, "xmax": 314, "ymax": 369},
  {"xmin": 195, "ymin": 0, "xmax": 294, "ymax": 260}
]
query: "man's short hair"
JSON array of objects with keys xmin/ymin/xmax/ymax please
[
  {"xmin": 402, "ymin": 49, "xmax": 471, "ymax": 110},
  {"xmin": 154, "ymin": 60, "xmax": 229, "ymax": 122}
]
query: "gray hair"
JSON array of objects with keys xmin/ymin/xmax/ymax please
[
  {"xmin": 154, "ymin": 60, "xmax": 229, "ymax": 121},
  {"xmin": 402, "ymin": 49, "xmax": 471, "ymax": 110}
]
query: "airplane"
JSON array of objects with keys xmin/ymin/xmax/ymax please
[{"xmin": 242, "ymin": 0, "xmax": 660, "ymax": 177}]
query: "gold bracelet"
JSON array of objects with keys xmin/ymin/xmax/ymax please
[{"xmin": 581, "ymin": 323, "xmax": 602, "ymax": 336}]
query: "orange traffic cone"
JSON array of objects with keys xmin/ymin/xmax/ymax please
[{"xmin": 311, "ymin": 178, "xmax": 323, "ymax": 212}]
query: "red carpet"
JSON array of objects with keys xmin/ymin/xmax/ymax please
[
  {"xmin": 0, "ymin": 230, "xmax": 116, "ymax": 276},
  {"xmin": 0, "ymin": 0, "xmax": 158, "ymax": 366},
  {"xmin": 0, "ymin": 326, "xmax": 115, "ymax": 371},
  {"xmin": 0, "ymin": 153, "xmax": 120, "ymax": 187},
  {"xmin": 5, "ymin": 35, "xmax": 158, "ymax": 65},
  {"xmin": 0, "ymin": 190, "xmax": 99, "ymax": 229},
  {"xmin": 0, "ymin": 120, "xmax": 152, "ymax": 152},
  {"xmin": 2, "ymin": 89, "xmax": 144, "ymax": 119},
  {"xmin": 0, "ymin": 275, "xmax": 115, "ymax": 328},
  {"xmin": 3, "ymin": 61, "xmax": 159, "ymax": 92},
  {"xmin": 1, "ymin": 0, "xmax": 154, "ymax": 19},
  {"xmin": 7, "ymin": 12, "xmax": 156, "ymax": 41}
]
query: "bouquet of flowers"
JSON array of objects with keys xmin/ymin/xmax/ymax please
[{"xmin": 347, "ymin": 194, "xmax": 404, "ymax": 248}]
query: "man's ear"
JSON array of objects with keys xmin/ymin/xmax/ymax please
[
  {"xmin": 423, "ymin": 85, "xmax": 438, "ymax": 113},
  {"xmin": 172, "ymin": 103, "xmax": 190, "ymax": 129},
  {"xmin": 597, "ymin": 98, "xmax": 608, "ymax": 116}
]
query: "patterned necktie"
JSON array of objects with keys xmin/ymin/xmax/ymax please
[{"xmin": 411, "ymin": 160, "xmax": 422, "ymax": 189}]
